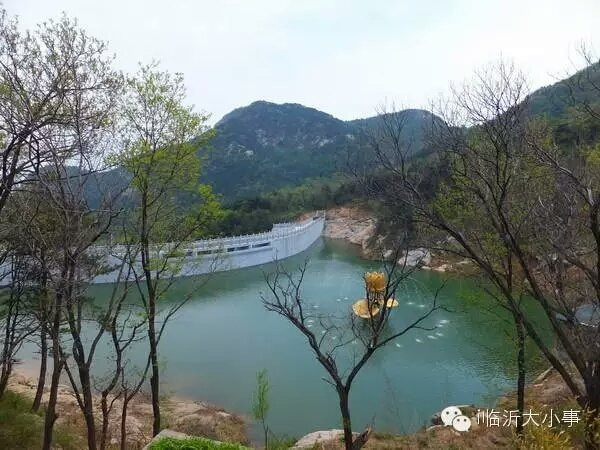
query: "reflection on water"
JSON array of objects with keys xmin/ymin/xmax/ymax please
[{"xmin": 20, "ymin": 238, "xmax": 549, "ymax": 440}]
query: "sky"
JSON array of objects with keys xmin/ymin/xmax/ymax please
[{"xmin": 5, "ymin": 0, "xmax": 600, "ymax": 123}]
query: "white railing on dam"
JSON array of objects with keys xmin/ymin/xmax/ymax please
[{"xmin": 93, "ymin": 212, "xmax": 326, "ymax": 283}]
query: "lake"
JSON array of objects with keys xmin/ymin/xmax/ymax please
[{"xmin": 21, "ymin": 238, "xmax": 548, "ymax": 441}]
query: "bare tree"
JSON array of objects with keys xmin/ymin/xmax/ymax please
[
  {"xmin": 262, "ymin": 254, "xmax": 444, "ymax": 450},
  {"xmin": 360, "ymin": 58, "xmax": 600, "ymax": 447},
  {"xmin": 0, "ymin": 253, "xmax": 37, "ymax": 397}
]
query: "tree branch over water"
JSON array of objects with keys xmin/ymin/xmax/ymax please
[{"xmin": 262, "ymin": 256, "xmax": 445, "ymax": 450}]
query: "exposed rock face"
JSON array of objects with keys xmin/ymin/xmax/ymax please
[
  {"xmin": 143, "ymin": 430, "xmax": 190, "ymax": 450},
  {"xmin": 324, "ymin": 206, "xmax": 377, "ymax": 258},
  {"xmin": 322, "ymin": 207, "xmax": 465, "ymax": 273}
]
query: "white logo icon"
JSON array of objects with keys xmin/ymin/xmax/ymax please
[
  {"xmin": 440, "ymin": 406, "xmax": 472, "ymax": 432},
  {"xmin": 452, "ymin": 415, "xmax": 472, "ymax": 432},
  {"xmin": 441, "ymin": 406, "xmax": 462, "ymax": 426}
]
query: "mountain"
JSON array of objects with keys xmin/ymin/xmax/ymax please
[
  {"xmin": 527, "ymin": 64, "xmax": 600, "ymax": 120},
  {"xmin": 348, "ymin": 109, "xmax": 442, "ymax": 156},
  {"xmin": 202, "ymin": 101, "xmax": 438, "ymax": 199},
  {"xmin": 201, "ymin": 101, "xmax": 356, "ymax": 199}
]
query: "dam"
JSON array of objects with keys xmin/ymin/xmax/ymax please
[
  {"xmin": 0, "ymin": 213, "xmax": 325, "ymax": 285},
  {"xmin": 92, "ymin": 212, "xmax": 326, "ymax": 283}
]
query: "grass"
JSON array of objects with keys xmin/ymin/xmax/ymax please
[
  {"xmin": 148, "ymin": 436, "xmax": 251, "ymax": 450},
  {"xmin": 0, "ymin": 390, "xmax": 82, "ymax": 450}
]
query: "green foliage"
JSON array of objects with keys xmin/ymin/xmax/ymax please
[
  {"xmin": 118, "ymin": 62, "xmax": 223, "ymax": 253},
  {"xmin": 0, "ymin": 390, "xmax": 81, "ymax": 450},
  {"xmin": 210, "ymin": 176, "xmax": 360, "ymax": 236},
  {"xmin": 148, "ymin": 436, "xmax": 250, "ymax": 450},
  {"xmin": 252, "ymin": 369, "xmax": 270, "ymax": 448},
  {"xmin": 514, "ymin": 425, "xmax": 573, "ymax": 450},
  {"xmin": 252, "ymin": 369, "xmax": 270, "ymax": 423}
]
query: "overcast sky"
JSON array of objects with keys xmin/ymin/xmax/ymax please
[{"xmin": 5, "ymin": 0, "xmax": 600, "ymax": 123}]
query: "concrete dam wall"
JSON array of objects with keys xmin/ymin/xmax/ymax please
[{"xmin": 93, "ymin": 213, "xmax": 326, "ymax": 284}]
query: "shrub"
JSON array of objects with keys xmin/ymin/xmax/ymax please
[
  {"xmin": 0, "ymin": 390, "xmax": 81, "ymax": 450},
  {"xmin": 148, "ymin": 436, "xmax": 250, "ymax": 450},
  {"xmin": 515, "ymin": 425, "xmax": 573, "ymax": 450}
]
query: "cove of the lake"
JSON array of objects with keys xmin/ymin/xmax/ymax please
[{"xmin": 21, "ymin": 238, "xmax": 549, "ymax": 441}]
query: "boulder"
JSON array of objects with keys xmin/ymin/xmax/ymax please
[
  {"xmin": 143, "ymin": 430, "xmax": 190, "ymax": 450},
  {"xmin": 399, "ymin": 248, "xmax": 432, "ymax": 267},
  {"xmin": 292, "ymin": 429, "xmax": 358, "ymax": 448}
]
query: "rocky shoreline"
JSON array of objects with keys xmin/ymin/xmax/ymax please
[
  {"xmin": 7, "ymin": 370, "xmax": 248, "ymax": 449},
  {"xmin": 289, "ymin": 366, "xmax": 576, "ymax": 449},
  {"xmin": 323, "ymin": 205, "xmax": 473, "ymax": 273}
]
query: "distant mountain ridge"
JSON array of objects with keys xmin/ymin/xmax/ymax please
[
  {"xmin": 83, "ymin": 64, "xmax": 600, "ymax": 205},
  {"xmin": 202, "ymin": 101, "xmax": 439, "ymax": 198}
]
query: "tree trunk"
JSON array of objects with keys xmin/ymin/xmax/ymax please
[
  {"xmin": 0, "ymin": 368, "xmax": 10, "ymax": 399},
  {"xmin": 339, "ymin": 390, "xmax": 354, "ymax": 450},
  {"xmin": 149, "ymin": 312, "xmax": 161, "ymax": 436},
  {"xmin": 0, "ymin": 298, "xmax": 14, "ymax": 399},
  {"xmin": 100, "ymin": 393, "xmax": 109, "ymax": 450},
  {"xmin": 515, "ymin": 315, "xmax": 526, "ymax": 434},
  {"xmin": 42, "ymin": 346, "xmax": 62, "ymax": 450},
  {"xmin": 79, "ymin": 367, "xmax": 97, "ymax": 450},
  {"xmin": 120, "ymin": 395, "xmax": 129, "ymax": 450},
  {"xmin": 263, "ymin": 422, "xmax": 268, "ymax": 450},
  {"xmin": 584, "ymin": 374, "xmax": 600, "ymax": 450},
  {"xmin": 32, "ymin": 326, "xmax": 47, "ymax": 412}
]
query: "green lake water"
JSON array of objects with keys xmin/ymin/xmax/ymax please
[{"xmin": 22, "ymin": 238, "xmax": 549, "ymax": 441}]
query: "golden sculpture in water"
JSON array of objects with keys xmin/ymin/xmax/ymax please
[{"xmin": 352, "ymin": 271, "xmax": 398, "ymax": 318}]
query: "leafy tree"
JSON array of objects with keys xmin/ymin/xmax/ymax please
[{"xmin": 118, "ymin": 63, "xmax": 222, "ymax": 436}]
